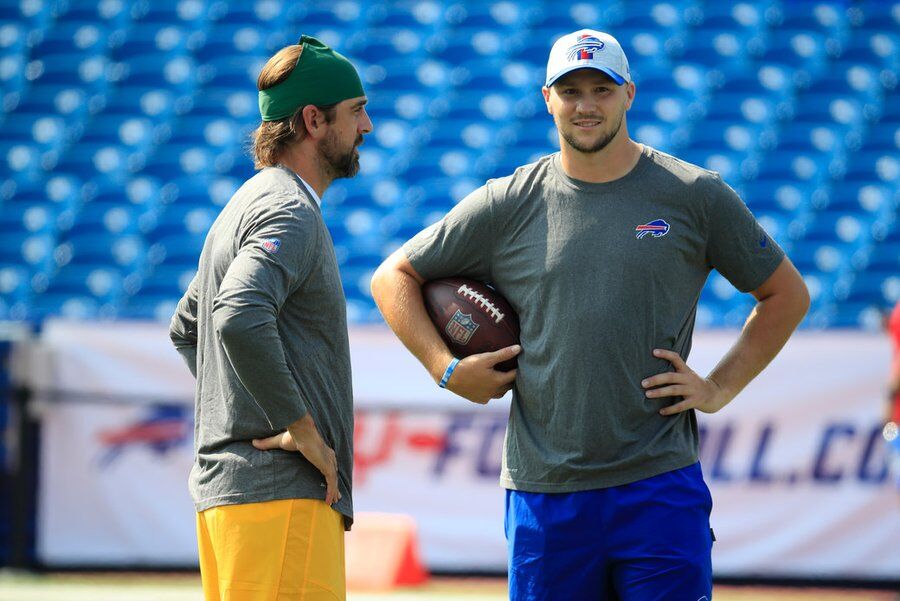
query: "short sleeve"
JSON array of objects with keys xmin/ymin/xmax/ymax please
[
  {"xmin": 402, "ymin": 184, "xmax": 495, "ymax": 282},
  {"xmin": 704, "ymin": 174, "xmax": 785, "ymax": 293}
]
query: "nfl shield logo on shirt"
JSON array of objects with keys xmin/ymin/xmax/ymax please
[
  {"xmin": 262, "ymin": 238, "xmax": 281, "ymax": 254},
  {"xmin": 446, "ymin": 310, "xmax": 479, "ymax": 346}
]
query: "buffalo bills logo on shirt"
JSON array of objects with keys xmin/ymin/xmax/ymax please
[
  {"xmin": 567, "ymin": 34, "xmax": 605, "ymax": 61},
  {"xmin": 262, "ymin": 238, "xmax": 281, "ymax": 254},
  {"xmin": 635, "ymin": 219, "xmax": 670, "ymax": 239},
  {"xmin": 445, "ymin": 310, "xmax": 479, "ymax": 346}
]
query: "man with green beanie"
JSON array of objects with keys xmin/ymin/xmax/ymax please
[{"xmin": 169, "ymin": 35, "xmax": 372, "ymax": 601}]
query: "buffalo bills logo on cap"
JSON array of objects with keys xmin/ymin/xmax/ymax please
[
  {"xmin": 567, "ymin": 34, "xmax": 605, "ymax": 61},
  {"xmin": 635, "ymin": 219, "xmax": 670, "ymax": 239},
  {"xmin": 262, "ymin": 238, "xmax": 281, "ymax": 254}
]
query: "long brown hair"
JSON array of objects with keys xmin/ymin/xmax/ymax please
[{"xmin": 251, "ymin": 45, "xmax": 336, "ymax": 169}]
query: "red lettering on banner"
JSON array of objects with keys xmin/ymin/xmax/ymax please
[{"xmin": 353, "ymin": 412, "xmax": 448, "ymax": 485}]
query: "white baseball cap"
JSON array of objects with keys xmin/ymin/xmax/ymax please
[{"xmin": 545, "ymin": 29, "xmax": 631, "ymax": 88}]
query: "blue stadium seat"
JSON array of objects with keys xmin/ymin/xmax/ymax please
[
  {"xmin": 30, "ymin": 53, "xmax": 112, "ymax": 90},
  {"xmin": 119, "ymin": 55, "xmax": 199, "ymax": 91},
  {"xmin": 825, "ymin": 182, "xmax": 895, "ymax": 213},
  {"xmin": 0, "ymin": 264, "xmax": 32, "ymax": 305},
  {"xmin": 528, "ymin": 3, "xmax": 606, "ymax": 32},
  {"xmin": 131, "ymin": 0, "xmax": 211, "ymax": 25},
  {"xmin": 166, "ymin": 115, "xmax": 247, "ymax": 148},
  {"xmin": 741, "ymin": 180, "xmax": 813, "ymax": 214},
  {"xmin": 687, "ymin": 121, "xmax": 765, "ymax": 152},
  {"xmin": 151, "ymin": 203, "xmax": 218, "ymax": 240},
  {"xmin": 287, "ymin": 2, "xmax": 366, "ymax": 29},
  {"xmin": 13, "ymin": 85, "xmax": 97, "ymax": 119},
  {"xmin": 208, "ymin": 1, "xmax": 287, "ymax": 26},
  {"xmin": 420, "ymin": 119, "xmax": 509, "ymax": 151},
  {"xmin": 55, "ymin": 143, "xmax": 133, "ymax": 180},
  {"xmin": 773, "ymin": 122, "xmax": 850, "ymax": 153},
  {"xmin": 111, "ymin": 23, "xmax": 195, "ymax": 60},
  {"xmin": 194, "ymin": 25, "xmax": 275, "ymax": 63},
  {"xmin": 0, "ymin": 202, "xmax": 59, "ymax": 236},
  {"xmin": 863, "ymin": 243, "xmax": 900, "ymax": 272},
  {"xmin": 58, "ymin": 231, "xmax": 146, "ymax": 269},
  {"xmin": 0, "ymin": 0, "xmax": 53, "ymax": 24},
  {"xmin": 752, "ymin": 150, "xmax": 826, "ymax": 182},
  {"xmin": 750, "ymin": 30, "xmax": 828, "ymax": 69},
  {"xmin": 791, "ymin": 93, "xmax": 867, "ymax": 125},
  {"xmin": 767, "ymin": 2, "xmax": 844, "ymax": 32},
  {"xmin": 140, "ymin": 144, "xmax": 216, "ymax": 179},
  {"xmin": 620, "ymin": 0, "xmax": 686, "ymax": 30},
  {"xmin": 843, "ymin": 271, "xmax": 898, "ymax": 308},
  {"xmin": 344, "ymin": 28, "xmax": 426, "ymax": 62},
  {"xmin": 56, "ymin": 0, "xmax": 131, "ymax": 25},
  {"xmin": 102, "ymin": 86, "xmax": 182, "ymax": 122},
  {"xmin": 691, "ymin": 1, "xmax": 768, "ymax": 32},
  {"xmin": 861, "ymin": 122, "xmax": 900, "ymax": 151},
  {"xmin": 145, "ymin": 232, "xmax": 204, "ymax": 268},
  {"xmin": 0, "ymin": 232, "xmax": 55, "ymax": 267},
  {"xmin": 29, "ymin": 293, "xmax": 104, "ymax": 319},
  {"xmin": 442, "ymin": 2, "xmax": 530, "ymax": 29},
  {"xmin": 805, "ymin": 64, "xmax": 884, "ymax": 99},
  {"xmin": 836, "ymin": 31, "xmax": 899, "ymax": 66},
  {"xmin": 186, "ymin": 87, "xmax": 257, "ymax": 120},
  {"xmin": 678, "ymin": 30, "xmax": 751, "ymax": 67},
  {"xmin": 849, "ymin": 1, "xmax": 900, "ymax": 33},
  {"xmin": 705, "ymin": 93, "xmax": 781, "ymax": 123},
  {"xmin": 197, "ymin": 55, "xmax": 270, "ymax": 89},
  {"xmin": 78, "ymin": 115, "xmax": 158, "ymax": 148},
  {"xmin": 30, "ymin": 22, "xmax": 112, "ymax": 58},
  {"xmin": 839, "ymin": 151, "xmax": 899, "ymax": 183},
  {"xmin": 43, "ymin": 265, "xmax": 125, "ymax": 302},
  {"xmin": 132, "ymin": 265, "xmax": 195, "ymax": 299},
  {"xmin": 1, "ymin": 113, "xmax": 71, "ymax": 149},
  {"xmin": 0, "ymin": 22, "xmax": 29, "ymax": 58}
]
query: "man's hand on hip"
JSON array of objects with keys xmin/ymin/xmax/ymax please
[
  {"xmin": 252, "ymin": 413, "xmax": 341, "ymax": 506},
  {"xmin": 642, "ymin": 348, "xmax": 730, "ymax": 416}
]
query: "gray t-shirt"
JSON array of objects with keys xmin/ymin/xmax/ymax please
[
  {"xmin": 403, "ymin": 146, "xmax": 785, "ymax": 493},
  {"xmin": 169, "ymin": 165, "xmax": 354, "ymax": 526}
]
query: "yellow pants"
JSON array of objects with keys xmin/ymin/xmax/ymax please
[{"xmin": 197, "ymin": 498, "xmax": 346, "ymax": 601}]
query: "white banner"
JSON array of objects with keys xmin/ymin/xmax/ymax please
[{"xmin": 30, "ymin": 320, "xmax": 898, "ymax": 580}]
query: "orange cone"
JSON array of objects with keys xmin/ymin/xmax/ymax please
[{"xmin": 345, "ymin": 512, "xmax": 430, "ymax": 591}]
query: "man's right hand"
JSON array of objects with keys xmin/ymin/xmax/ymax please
[
  {"xmin": 442, "ymin": 344, "xmax": 521, "ymax": 404},
  {"xmin": 252, "ymin": 413, "xmax": 341, "ymax": 506}
]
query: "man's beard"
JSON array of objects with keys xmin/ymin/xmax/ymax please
[
  {"xmin": 320, "ymin": 131, "xmax": 362, "ymax": 179},
  {"xmin": 559, "ymin": 110, "xmax": 625, "ymax": 154}
]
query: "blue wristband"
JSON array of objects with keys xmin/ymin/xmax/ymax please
[{"xmin": 438, "ymin": 357, "xmax": 461, "ymax": 389}]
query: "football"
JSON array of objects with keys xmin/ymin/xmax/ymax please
[{"xmin": 422, "ymin": 277, "xmax": 520, "ymax": 372}]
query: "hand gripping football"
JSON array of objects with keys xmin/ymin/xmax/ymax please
[{"xmin": 422, "ymin": 277, "xmax": 520, "ymax": 372}]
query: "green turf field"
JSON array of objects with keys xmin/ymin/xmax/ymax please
[{"xmin": 0, "ymin": 572, "xmax": 896, "ymax": 601}]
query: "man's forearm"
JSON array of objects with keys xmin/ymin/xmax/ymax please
[
  {"xmin": 370, "ymin": 265, "xmax": 453, "ymax": 382},
  {"xmin": 707, "ymin": 288, "xmax": 808, "ymax": 406}
]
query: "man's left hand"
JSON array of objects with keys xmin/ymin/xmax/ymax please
[{"xmin": 642, "ymin": 348, "xmax": 730, "ymax": 416}]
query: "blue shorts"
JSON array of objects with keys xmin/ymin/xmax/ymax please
[{"xmin": 505, "ymin": 462, "xmax": 714, "ymax": 601}]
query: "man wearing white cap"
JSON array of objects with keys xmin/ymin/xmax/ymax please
[{"xmin": 371, "ymin": 29, "xmax": 809, "ymax": 599}]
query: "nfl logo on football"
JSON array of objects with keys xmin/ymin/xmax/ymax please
[{"xmin": 445, "ymin": 310, "xmax": 479, "ymax": 345}]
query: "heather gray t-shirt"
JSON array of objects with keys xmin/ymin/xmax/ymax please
[
  {"xmin": 170, "ymin": 166, "xmax": 354, "ymax": 526},
  {"xmin": 403, "ymin": 146, "xmax": 785, "ymax": 493}
]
